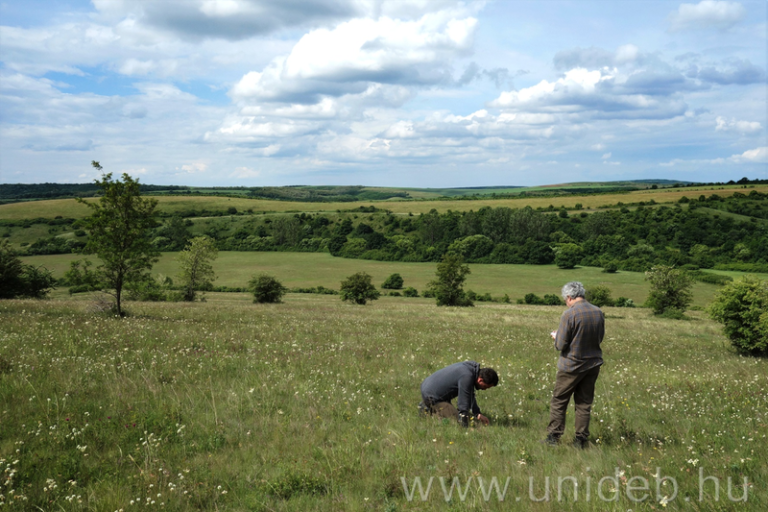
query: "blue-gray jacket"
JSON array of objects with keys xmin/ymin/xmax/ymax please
[{"xmin": 420, "ymin": 361, "xmax": 482, "ymax": 418}]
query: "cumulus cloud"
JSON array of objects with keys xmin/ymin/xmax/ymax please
[
  {"xmin": 92, "ymin": 0, "xmax": 472, "ymax": 41},
  {"xmin": 668, "ymin": 1, "xmax": 746, "ymax": 32},
  {"xmin": 554, "ymin": 44, "xmax": 641, "ymax": 70},
  {"xmin": 230, "ymin": 13, "xmax": 477, "ymax": 104},
  {"xmin": 489, "ymin": 67, "xmax": 688, "ymax": 120},
  {"xmin": 715, "ymin": 116, "xmax": 762, "ymax": 133},
  {"xmin": 730, "ymin": 146, "xmax": 767, "ymax": 163},
  {"xmin": 229, "ymin": 166, "xmax": 261, "ymax": 179}
]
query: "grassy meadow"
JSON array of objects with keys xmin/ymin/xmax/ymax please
[
  {"xmin": 2, "ymin": 184, "xmax": 767, "ymax": 220},
  {"xmin": 0, "ymin": 293, "xmax": 765, "ymax": 511},
  {"xmin": 20, "ymin": 251, "xmax": 749, "ymax": 309}
]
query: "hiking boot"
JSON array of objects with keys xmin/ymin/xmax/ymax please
[
  {"xmin": 573, "ymin": 437, "xmax": 588, "ymax": 449},
  {"xmin": 542, "ymin": 434, "xmax": 560, "ymax": 446}
]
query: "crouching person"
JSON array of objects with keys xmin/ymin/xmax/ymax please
[{"xmin": 419, "ymin": 361, "xmax": 498, "ymax": 426}]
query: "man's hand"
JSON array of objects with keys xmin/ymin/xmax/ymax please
[
  {"xmin": 550, "ymin": 330, "xmax": 557, "ymax": 340},
  {"xmin": 476, "ymin": 413, "xmax": 490, "ymax": 426}
]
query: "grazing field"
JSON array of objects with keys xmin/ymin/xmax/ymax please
[
  {"xmin": 20, "ymin": 252, "xmax": 745, "ymax": 308},
  {"xmin": 2, "ymin": 184, "xmax": 767, "ymax": 220},
  {"xmin": 0, "ymin": 296, "xmax": 764, "ymax": 511}
]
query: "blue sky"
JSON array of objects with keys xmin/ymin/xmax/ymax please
[{"xmin": 0, "ymin": 0, "xmax": 765, "ymax": 187}]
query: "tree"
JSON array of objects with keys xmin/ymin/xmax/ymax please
[
  {"xmin": 177, "ymin": 236, "xmax": 218, "ymax": 301},
  {"xmin": 340, "ymin": 272, "xmax": 380, "ymax": 305},
  {"xmin": 381, "ymin": 273, "xmax": 404, "ymax": 289},
  {"xmin": 586, "ymin": 285, "xmax": 615, "ymax": 307},
  {"xmin": 0, "ymin": 239, "xmax": 55, "ymax": 299},
  {"xmin": 428, "ymin": 254, "xmax": 473, "ymax": 307},
  {"xmin": 644, "ymin": 265, "xmax": 693, "ymax": 315},
  {"xmin": 250, "ymin": 274, "xmax": 287, "ymax": 303},
  {"xmin": 708, "ymin": 276, "xmax": 768, "ymax": 356},
  {"xmin": 554, "ymin": 243, "xmax": 583, "ymax": 269},
  {"xmin": 76, "ymin": 162, "xmax": 159, "ymax": 316}
]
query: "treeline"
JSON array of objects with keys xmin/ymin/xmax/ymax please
[
  {"xmin": 0, "ymin": 183, "xmax": 187, "ymax": 202},
  {"xmin": 15, "ymin": 190, "xmax": 768, "ymax": 273},
  {"xmin": 201, "ymin": 190, "xmax": 768, "ymax": 272},
  {"xmin": 0, "ymin": 183, "xmax": 410, "ymax": 203}
]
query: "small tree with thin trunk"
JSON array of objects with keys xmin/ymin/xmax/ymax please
[
  {"xmin": 178, "ymin": 236, "xmax": 218, "ymax": 301},
  {"xmin": 644, "ymin": 265, "xmax": 693, "ymax": 316},
  {"xmin": 77, "ymin": 162, "xmax": 159, "ymax": 316},
  {"xmin": 427, "ymin": 254, "xmax": 473, "ymax": 307},
  {"xmin": 340, "ymin": 272, "xmax": 380, "ymax": 305}
]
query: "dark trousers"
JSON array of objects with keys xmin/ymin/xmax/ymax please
[{"xmin": 547, "ymin": 366, "xmax": 600, "ymax": 440}]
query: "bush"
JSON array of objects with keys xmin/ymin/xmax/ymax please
[
  {"xmin": 427, "ymin": 254, "xmax": 473, "ymax": 307},
  {"xmin": 708, "ymin": 276, "xmax": 768, "ymax": 356},
  {"xmin": 602, "ymin": 262, "xmax": 618, "ymax": 273},
  {"xmin": 615, "ymin": 297, "xmax": 635, "ymax": 308},
  {"xmin": 340, "ymin": 272, "xmax": 380, "ymax": 305},
  {"xmin": 381, "ymin": 273, "xmax": 404, "ymax": 289},
  {"xmin": 542, "ymin": 294, "xmax": 563, "ymax": 306},
  {"xmin": 250, "ymin": 274, "xmax": 288, "ymax": 303},
  {"xmin": 524, "ymin": 293, "xmax": 544, "ymax": 305},
  {"xmin": 554, "ymin": 243, "xmax": 583, "ymax": 269},
  {"xmin": 644, "ymin": 265, "xmax": 693, "ymax": 315},
  {"xmin": 587, "ymin": 285, "xmax": 614, "ymax": 307},
  {"xmin": 0, "ymin": 239, "xmax": 55, "ymax": 299},
  {"xmin": 125, "ymin": 277, "xmax": 168, "ymax": 302},
  {"xmin": 403, "ymin": 287, "xmax": 419, "ymax": 297}
]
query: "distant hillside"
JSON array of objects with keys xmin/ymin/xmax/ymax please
[{"xmin": 1, "ymin": 178, "xmax": 763, "ymax": 205}]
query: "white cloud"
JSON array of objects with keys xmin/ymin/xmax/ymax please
[
  {"xmin": 668, "ymin": 1, "xmax": 746, "ymax": 32},
  {"xmin": 179, "ymin": 162, "xmax": 209, "ymax": 173},
  {"xmin": 489, "ymin": 67, "xmax": 688, "ymax": 121},
  {"xmin": 715, "ymin": 116, "xmax": 762, "ymax": 133},
  {"xmin": 230, "ymin": 13, "xmax": 477, "ymax": 103},
  {"xmin": 730, "ymin": 146, "xmax": 767, "ymax": 163},
  {"xmin": 602, "ymin": 152, "xmax": 612, "ymax": 159},
  {"xmin": 230, "ymin": 166, "xmax": 261, "ymax": 179}
]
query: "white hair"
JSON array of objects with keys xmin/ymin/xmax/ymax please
[{"xmin": 561, "ymin": 281, "xmax": 586, "ymax": 300}]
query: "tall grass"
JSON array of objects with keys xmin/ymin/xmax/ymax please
[{"xmin": 0, "ymin": 296, "xmax": 764, "ymax": 510}]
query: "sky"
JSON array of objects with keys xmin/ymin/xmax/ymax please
[{"xmin": 0, "ymin": 0, "xmax": 766, "ymax": 188}]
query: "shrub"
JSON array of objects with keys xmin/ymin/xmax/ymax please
[
  {"xmin": 554, "ymin": 243, "xmax": 583, "ymax": 269},
  {"xmin": 542, "ymin": 294, "xmax": 563, "ymax": 306},
  {"xmin": 340, "ymin": 272, "xmax": 380, "ymax": 305},
  {"xmin": 524, "ymin": 293, "xmax": 544, "ymax": 305},
  {"xmin": 0, "ymin": 239, "xmax": 55, "ymax": 299},
  {"xmin": 644, "ymin": 265, "xmax": 693, "ymax": 315},
  {"xmin": 125, "ymin": 277, "xmax": 168, "ymax": 302},
  {"xmin": 708, "ymin": 276, "xmax": 768, "ymax": 356},
  {"xmin": 587, "ymin": 285, "xmax": 615, "ymax": 307},
  {"xmin": 250, "ymin": 274, "xmax": 287, "ymax": 303},
  {"xmin": 615, "ymin": 297, "xmax": 635, "ymax": 308},
  {"xmin": 427, "ymin": 254, "xmax": 473, "ymax": 307},
  {"xmin": 602, "ymin": 262, "xmax": 618, "ymax": 273},
  {"xmin": 403, "ymin": 287, "xmax": 418, "ymax": 297},
  {"xmin": 381, "ymin": 273, "xmax": 404, "ymax": 289}
]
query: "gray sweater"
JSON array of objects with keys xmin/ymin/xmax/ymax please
[{"xmin": 420, "ymin": 361, "xmax": 482, "ymax": 418}]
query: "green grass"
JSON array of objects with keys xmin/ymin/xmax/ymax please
[
  {"xmin": 3, "ymin": 185, "xmax": 767, "ymax": 220},
  {"xmin": 21, "ymin": 251, "xmax": 748, "ymax": 308},
  {"xmin": 0, "ymin": 294, "xmax": 765, "ymax": 511}
]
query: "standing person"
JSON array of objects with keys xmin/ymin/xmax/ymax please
[
  {"xmin": 545, "ymin": 281, "xmax": 605, "ymax": 448},
  {"xmin": 419, "ymin": 361, "xmax": 499, "ymax": 426}
]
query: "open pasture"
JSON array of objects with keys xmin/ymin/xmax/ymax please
[
  {"xmin": 2, "ymin": 184, "xmax": 767, "ymax": 220},
  {"xmin": 20, "ymin": 252, "xmax": 740, "ymax": 308},
  {"xmin": 0, "ymin": 295, "xmax": 765, "ymax": 511}
]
